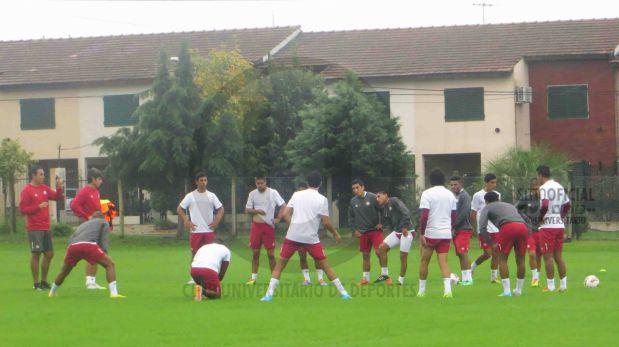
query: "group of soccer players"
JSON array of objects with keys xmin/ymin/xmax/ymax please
[{"xmin": 21, "ymin": 162, "xmax": 571, "ymax": 301}]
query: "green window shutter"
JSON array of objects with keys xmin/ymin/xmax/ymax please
[
  {"xmin": 20, "ymin": 98, "xmax": 55, "ymax": 130},
  {"xmin": 104, "ymin": 94, "xmax": 139, "ymax": 127},
  {"xmin": 444, "ymin": 87, "xmax": 485, "ymax": 122},
  {"xmin": 364, "ymin": 91, "xmax": 391, "ymax": 117},
  {"xmin": 547, "ymin": 85, "xmax": 588, "ymax": 119}
]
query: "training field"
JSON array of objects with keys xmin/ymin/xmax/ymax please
[{"xmin": 2, "ymin": 233, "xmax": 618, "ymax": 346}]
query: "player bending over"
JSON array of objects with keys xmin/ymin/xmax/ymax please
[
  {"xmin": 470, "ymin": 173, "xmax": 501, "ymax": 283},
  {"xmin": 191, "ymin": 240, "xmax": 231, "ymax": 300}
]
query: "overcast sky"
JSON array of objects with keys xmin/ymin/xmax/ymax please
[{"xmin": 1, "ymin": 0, "xmax": 617, "ymax": 41}]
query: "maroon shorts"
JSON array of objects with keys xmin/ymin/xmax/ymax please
[
  {"xmin": 359, "ymin": 231, "xmax": 384, "ymax": 253},
  {"xmin": 479, "ymin": 233, "xmax": 499, "ymax": 251},
  {"xmin": 453, "ymin": 230, "xmax": 473, "ymax": 254},
  {"xmin": 64, "ymin": 243, "xmax": 106, "ymax": 267},
  {"xmin": 280, "ymin": 238, "xmax": 326, "ymax": 261},
  {"xmin": 190, "ymin": 267, "xmax": 221, "ymax": 296},
  {"xmin": 527, "ymin": 232, "xmax": 541, "ymax": 254},
  {"xmin": 249, "ymin": 222, "xmax": 276, "ymax": 250},
  {"xmin": 496, "ymin": 222, "xmax": 528, "ymax": 256},
  {"xmin": 424, "ymin": 237, "xmax": 451, "ymax": 254},
  {"xmin": 539, "ymin": 228, "xmax": 564, "ymax": 254},
  {"xmin": 190, "ymin": 232, "xmax": 216, "ymax": 255}
]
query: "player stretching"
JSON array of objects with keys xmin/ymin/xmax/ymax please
[
  {"xmin": 296, "ymin": 182, "xmax": 327, "ymax": 286},
  {"xmin": 191, "ymin": 240, "xmax": 231, "ymax": 300},
  {"xmin": 375, "ymin": 190, "xmax": 414, "ymax": 286},
  {"xmin": 478, "ymin": 192, "xmax": 529, "ymax": 297},
  {"xmin": 537, "ymin": 165, "xmax": 571, "ymax": 292},
  {"xmin": 417, "ymin": 170, "xmax": 457, "ymax": 298},
  {"xmin": 48, "ymin": 212, "xmax": 125, "ymax": 298},
  {"xmin": 348, "ymin": 179, "xmax": 386, "ymax": 285},
  {"xmin": 244, "ymin": 175, "xmax": 286, "ymax": 285},
  {"xmin": 516, "ymin": 178, "xmax": 542, "ymax": 287},
  {"xmin": 261, "ymin": 172, "xmax": 350, "ymax": 301},
  {"xmin": 449, "ymin": 176, "xmax": 474, "ymax": 285},
  {"xmin": 470, "ymin": 173, "xmax": 501, "ymax": 283}
]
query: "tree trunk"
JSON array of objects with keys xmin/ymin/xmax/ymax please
[
  {"xmin": 231, "ymin": 176, "xmax": 237, "ymax": 236},
  {"xmin": 117, "ymin": 179, "xmax": 125, "ymax": 239},
  {"xmin": 176, "ymin": 179, "xmax": 188, "ymax": 240},
  {"xmin": 9, "ymin": 175, "xmax": 17, "ymax": 234}
]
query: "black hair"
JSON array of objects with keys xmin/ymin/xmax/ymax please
[
  {"xmin": 307, "ymin": 171, "xmax": 322, "ymax": 188},
  {"xmin": 255, "ymin": 174, "xmax": 267, "ymax": 181},
  {"xmin": 429, "ymin": 169, "xmax": 445, "ymax": 186},
  {"xmin": 28, "ymin": 166, "xmax": 44, "ymax": 179},
  {"xmin": 297, "ymin": 182, "xmax": 308, "ymax": 190},
  {"xmin": 351, "ymin": 178, "xmax": 365, "ymax": 187},
  {"xmin": 376, "ymin": 189, "xmax": 389, "ymax": 195},
  {"xmin": 484, "ymin": 173, "xmax": 497, "ymax": 183},
  {"xmin": 484, "ymin": 191, "xmax": 500, "ymax": 203},
  {"xmin": 536, "ymin": 165, "xmax": 551, "ymax": 178},
  {"xmin": 194, "ymin": 172, "xmax": 207, "ymax": 181},
  {"xmin": 87, "ymin": 168, "xmax": 103, "ymax": 183},
  {"xmin": 450, "ymin": 175, "xmax": 462, "ymax": 182}
]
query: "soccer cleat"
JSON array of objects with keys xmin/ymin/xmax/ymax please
[
  {"xmin": 374, "ymin": 275, "xmax": 391, "ymax": 284},
  {"xmin": 86, "ymin": 283, "xmax": 107, "ymax": 290},
  {"xmin": 498, "ymin": 292, "xmax": 512, "ymax": 297},
  {"xmin": 318, "ymin": 279, "xmax": 328, "ymax": 287},
  {"xmin": 558, "ymin": 287, "xmax": 567, "ymax": 293},
  {"xmin": 341, "ymin": 293, "xmax": 352, "ymax": 300},
  {"xmin": 48, "ymin": 291, "xmax": 57, "ymax": 298},
  {"xmin": 245, "ymin": 279, "xmax": 256, "ymax": 285},
  {"xmin": 302, "ymin": 280, "xmax": 312, "ymax": 286},
  {"xmin": 542, "ymin": 287, "xmax": 555, "ymax": 293},
  {"xmin": 461, "ymin": 280, "xmax": 474, "ymax": 286},
  {"xmin": 491, "ymin": 278, "xmax": 500, "ymax": 284},
  {"xmin": 416, "ymin": 292, "xmax": 426, "ymax": 298},
  {"xmin": 33, "ymin": 283, "xmax": 42, "ymax": 291},
  {"xmin": 187, "ymin": 279, "xmax": 196, "ymax": 285},
  {"xmin": 260, "ymin": 295, "xmax": 273, "ymax": 302},
  {"xmin": 443, "ymin": 292, "xmax": 453, "ymax": 299},
  {"xmin": 40, "ymin": 281, "xmax": 51, "ymax": 290},
  {"xmin": 110, "ymin": 294, "xmax": 126, "ymax": 299},
  {"xmin": 531, "ymin": 278, "xmax": 540, "ymax": 287},
  {"xmin": 512, "ymin": 290, "xmax": 522, "ymax": 297},
  {"xmin": 357, "ymin": 278, "xmax": 370, "ymax": 286}
]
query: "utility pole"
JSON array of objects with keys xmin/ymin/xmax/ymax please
[{"xmin": 473, "ymin": 2, "xmax": 494, "ymax": 24}]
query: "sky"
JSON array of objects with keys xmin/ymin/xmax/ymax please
[{"xmin": 0, "ymin": 0, "xmax": 617, "ymax": 41}]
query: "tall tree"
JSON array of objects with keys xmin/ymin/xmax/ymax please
[{"xmin": 0, "ymin": 138, "xmax": 32, "ymax": 233}]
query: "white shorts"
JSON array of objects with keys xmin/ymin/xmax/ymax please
[{"xmin": 383, "ymin": 231, "xmax": 414, "ymax": 253}]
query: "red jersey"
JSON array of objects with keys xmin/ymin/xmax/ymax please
[
  {"xmin": 71, "ymin": 185, "xmax": 101, "ymax": 221},
  {"xmin": 19, "ymin": 183, "xmax": 64, "ymax": 231}
]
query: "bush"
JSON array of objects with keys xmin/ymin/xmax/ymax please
[
  {"xmin": 51, "ymin": 223, "xmax": 74, "ymax": 237},
  {"xmin": 153, "ymin": 219, "xmax": 177, "ymax": 230}
]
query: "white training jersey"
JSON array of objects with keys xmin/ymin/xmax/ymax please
[
  {"xmin": 179, "ymin": 190, "xmax": 223, "ymax": 233},
  {"xmin": 419, "ymin": 185, "xmax": 457, "ymax": 239},
  {"xmin": 285, "ymin": 188, "xmax": 330, "ymax": 244},
  {"xmin": 191, "ymin": 243, "xmax": 231, "ymax": 273},
  {"xmin": 471, "ymin": 189, "xmax": 501, "ymax": 234},
  {"xmin": 245, "ymin": 187, "xmax": 285, "ymax": 226},
  {"xmin": 539, "ymin": 179, "xmax": 570, "ymax": 229}
]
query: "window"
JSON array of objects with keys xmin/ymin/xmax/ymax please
[
  {"xmin": 104, "ymin": 94, "xmax": 139, "ymax": 127},
  {"xmin": 547, "ymin": 85, "xmax": 588, "ymax": 119},
  {"xmin": 365, "ymin": 91, "xmax": 390, "ymax": 116},
  {"xmin": 444, "ymin": 87, "xmax": 484, "ymax": 121},
  {"xmin": 20, "ymin": 98, "xmax": 55, "ymax": 130}
]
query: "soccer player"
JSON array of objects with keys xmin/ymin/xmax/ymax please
[
  {"xmin": 244, "ymin": 175, "xmax": 286, "ymax": 285},
  {"xmin": 177, "ymin": 172, "xmax": 224, "ymax": 283},
  {"xmin": 48, "ymin": 212, "xmax": 125, "ymax": 298},
  {"xmin": 417, "ymin": 169, "xmax": 457, "ymax": 298},
  {"xmin": 260, "ymin": 171, "xmax": 350, "ymax": 301},
  {"xmin": 70, "ymin": 168, "xmax": 106, "ymax": 290},
  {"xmin": 537, "ymin": 165, "xmax": 571, "ymax": 292},
  {"xmin": 296, "ymin": 182, "xmax": 327, "ymax": 286},
  {"xmin": 470, "ymin": 173, "xmax": 501, "ymax": 283},
  {"xmin": 19, "ymin": 166, "xmax": 64, "ymax": 291},
  {"xmin": 478, "ymin": 192, "xmax": 529, "ymax": 297},
  {"xmin": 191, "ymin": 240, "xmax": 231, "ymax": 300},
  {"xmin": 348, "ymin": 179, "xmax": 386, "ymax": 285},
  {"xmin": 449, "ymin": 176, "xmax": 474, "ymax": 285},
  {"xmin": 375, "ymin": 190, "xmax": 414, "ymax": 286},
  {"xmin": 516, "ymin": 178, "xmax": 542, "ymax": 287}
]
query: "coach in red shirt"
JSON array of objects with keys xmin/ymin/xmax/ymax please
[
  {"xmin": 70, "ymin": 168, "xmax": 106, "ymax": 290},
  {"xmin": 19, "ymin": 166, "xmax": 64, "ymax": 291}
]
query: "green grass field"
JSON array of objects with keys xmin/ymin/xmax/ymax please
[{"xmin": 1, "ymin": 232, "xmax": 618, "ymax": 346}]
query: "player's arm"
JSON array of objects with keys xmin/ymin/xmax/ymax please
[
  {"xmin": 218, "ymin": 261, "xmax": 229, "ymax": 281},
  {"xmin": 18, "ymin": 189, "xmax": 40, "ymax": 215},
  {"xmin": 274, "ymin": 202, "xmax": 287, "ymax": 224},
  {"xmin": 321, "ymin": 215, "xmax": 341, "ymax": 242},
  {"xmin": 210, "ymin": 207, "xmax": 224, "ymax": 229},
  {"xmin": 47, "ymin": 177, "xmax": 64, "ymax": 200},
  {"xmin": 454, "ymin": 194, "xmax": 469, "ymax": 228},
  {"xmin": 98, "ymin": 222, "xmax": 110, "ymax": 254},
  {"xmin": 539, "ymin": 199, "xmax": 549, "ymax": 222},
  {"xmin": 282, "ymin": 206, "xmax": 293, "ymax": 224},
  {"xmin": 395, "ymin": 199, "xmax": 412, "ymax": 236},
  {"xmin": 71, "ymin": 190, "xmax": 89, "ymax": 220},
  {"xmin": 348, "ymin": 203, "xmax": 360, "ymax": 237},
  {"xmin": 560, "ymin": 201, "xmax": 572, "ymax": 219},
  {"xmin": 177, "ymin": 205, "xmax": 197, "ymax": 231},
  {"xmin": 478, "ymin": 209, "xmax": 492, "ymax": 245}
]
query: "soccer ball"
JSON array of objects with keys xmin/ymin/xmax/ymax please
[
  {"xmin": 450, "ymin": 273, "xmax": 460, "ymax": 285},
  {"xmin": 584, "ymin": 275, "xmax": 600, "ymax": 288}
]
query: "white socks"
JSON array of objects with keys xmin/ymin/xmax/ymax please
[
  {"xmin": 363, "ymin": 272, "xmax": 370, "ymax": 281},
  {"xmin": 418, "ymin": 280, "xmax": 427, "ymax": 294},
  {"xmin": 461, "ymin": 270, "xmax": 472, "ymax": 282},
  {"xmin": 547, "ymin": 278, "xmax": 556, "ymax": 291},
  {"xmin": 531, "ymin": 269, "xmax": 540, "ymax": 281},
  {"xmin": 251, "ymin": 273, "xmax": 258, "ymax": 281},
  {"xmin": 515, "ymin": 278, "xmax": 524, "ymax": 294},
  {"xmin": 266, "ymin": 278, "xmax": 279, "ymax": 296},
  {"xmin": 316, "ymin": 269, "xmax": 324, "ymax": 281},
  {"xmin": 501, "ymin": 278, "xmax": 511, "ymax": 294},
  {"xmin": 332, "ymin": 278, "xmax": 348, "ymax": 295},
  {"xmin": 560, "ymin": 277, "xmax": 567, "ymax": 290},
  {"xmin": 302, "ymin": 269, "xmax": 310, "ymax": 282},
  {"xmin": 86, "ymin": 276, "xmax": 96, "ymax": 285},
  {"xmin": 471, "ymin": 261, "xmax": 478, "ymax": 272},
  {"xmin": 443, "ymin": 278, "xmax": 452, "ymax": 294},
  {"xmin": 398, "ymin": 276, "xmax": 405, "ymax": 285},
  {"xmin": 381, "ymin": 267, "xmax": 389, "ymax": 276},
  {"xmin": 50, "ymin": 283, "xmax": 59, "ymax": 294},
  {"xmin": 109, "ymin": 281, "xmax": 118, "ymax": 296},
  {"xmin": 491, "ymin": 270, "xmax": 498, "ymax": 281}
]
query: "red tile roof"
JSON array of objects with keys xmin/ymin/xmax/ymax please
[
  {"xmin": 0, "ymin": 26, "xmax": 300, "ymax": 87},
  {"xmin": 274, "ymin": 19, "xmax": 619, "ymax": 78}
]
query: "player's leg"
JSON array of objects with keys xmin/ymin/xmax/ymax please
[
  {"xmin": 360, "ymin": 252, "xmax": 371, "ymax": 285},
  {"xmin": 540, "ymin": 229, "xmax": 556, "ymax": 291},
  {"xmin": 373, "ymin": 232, "xmax": 389, "ymax": 282},
  {"xmin": 97, "ymin": 254, "xmax": 125, "ymax": 298},
  {"xmin": 397, "ymin": 232, "xmax": 413, "ymax": 285},
  {"xmin": 30, "ymin": 252, "xmax": 41, "ymax": 289},
  {"xmin": 435, "ymin": 242, "xmax": 452, "ymax": 297},
  {"xmin": 85, "ymin": 263, "xmax": 104, "ymax": 289},
  {"xmin": 314, "ymin": 248, "xmax": 350, "ymax": 300},
  {"xmin": 375, "ymin": 235, "xmax": 392, "ymax": 284},
  {"xmin": 48, "ymin": 262, "xmax": 75, "ymax": 297},
  {"xmin": 262, "ymin": 240, "xmax": 295, "ymax": 300},
  {"xmin": 490, "ymin": 234, "xmax": 500, "ymax": 283},
  {"xmin": 41, "ymin": 250, "xmax": 54, "ymax": 287},
  {"xmin": 264, "ymin": 224, "xmax": 277, "ymax": 272},
  {"xmin": 247, "ymin": 223, "xmax": 261, "ymax": 284},
  {"xmin": 313, "ymin": 258, "xmax": 326, "ymax": 285},
  {"xmin": 554, "ymin": 230, "xmax": 567, "ymax": 291},
  {"xmin": 497, "ymin": 252, "xmax": 511, "ymax": 296},
  {"xmin": 471, "ymin": 234, "xmax": 490, "ymax": 273},
  {"xmin": 298, "ymin": 251, "xmax": 311, "ymax": 285},
  {"xmin": 454, "ymin": 231, "xmax": 472, "ymax": 284},
  {"xmin": 266, "ymin": 248, "xmax": 276, "ymax": 272},
  {"xmin": 417, "ymin": 243, "xmax": 433, "ymax": 296}
]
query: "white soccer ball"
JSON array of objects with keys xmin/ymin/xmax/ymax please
[
  {"xmin": 584, "ymin": 275, "xmax": 600, "ymax": 288},
  {"xmin": 450, "ymin": 273, "xmax": 460, "ymax": 285}
]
